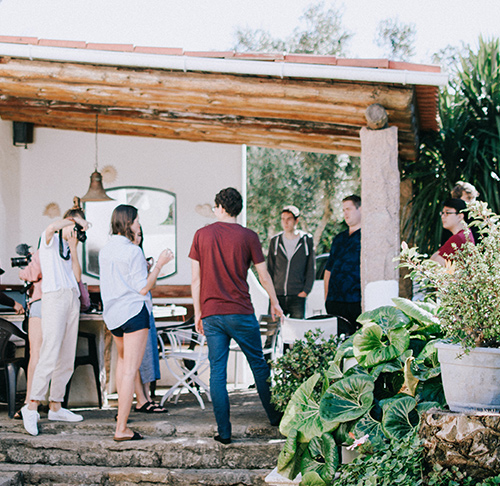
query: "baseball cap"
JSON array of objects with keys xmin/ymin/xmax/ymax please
[{"xmin": 282, "ymin": 205, "xmax": 300, "ymax": 218}]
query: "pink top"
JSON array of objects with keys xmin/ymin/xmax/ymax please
[{"xmin": 18, "ymin": 250, "xmax": 42, "ymax": 302}]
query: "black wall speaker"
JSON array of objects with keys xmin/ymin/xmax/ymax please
[{"xmin": 13, "ymin": 122, "xmax": 34, "ymax": 147}]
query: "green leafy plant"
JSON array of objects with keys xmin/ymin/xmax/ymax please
[
  {"xmin": 276, "ymin": 299, "xmax": 445, "ymax": 485},
  {"xmin": 398, "ymin": 201, "xmax": 500, "ymax": 350},
  {"xmin": 271, "ymin": 329, "xmax": 341, "ymax": 412},
  {"xmin": 333, "ymin": 430, "xmax": 500, "ymax": 486}
]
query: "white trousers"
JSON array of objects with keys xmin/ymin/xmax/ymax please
[{"xmin": 30, "ymin": 288, "xmax": 80, "ymax": 402}]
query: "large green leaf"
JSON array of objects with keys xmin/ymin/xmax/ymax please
[
  {"xmin": 382, "ymin": 395, "xmax": 419, "ymax": 440},
  {"xmin": 353, "ymin": 323, "xmax": 410, "ymax": 368},
  {"xmin": 416, "ymin": 376, "xmax": 446, "ymax": 406},
  {"xmin": 332, "ymin": 335, "xmax": 355, "ymax": 367},
  {"xmin": 325, "ymin": 361, "xmax": 343, "ymax": 381},
  {"xmin": 357, "ymin": 306, "xmax": 410, "ymax": 332},
  {"xmin": 392, "ymin": 297, "xmax": 439, "ymax": 326},
  {"xmin": 300, "ymin": 433, "xmax": 339, "ymax": 484},
  {"xmin": 277, "ymin": 428, "xmax": 307, "ymax": 480},
  {"xmin": 280, "ymin": 374, "xmax": 337, "ymax": 442},
  {"xmin": 319, "ymin": 374, "xmax": 374, "ymax": 424},
  {"xmin": 300, "ymin": 471, "xmax": 326, "ymax": 486},
  {"xmin": 353, "ymin": 414, "xmax": 385, "ymax": 441}
]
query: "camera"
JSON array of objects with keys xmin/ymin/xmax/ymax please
[
  {"xmin": 11, "ymin": 255, "xmax": 31, "ymax": 268},
  {"xmin": 11, "ymin": 243, "xmax": 32, "ymax": 268},
  {"xmin": 74, "ymin": 223, "xmax": 87, "ymax": 243}
]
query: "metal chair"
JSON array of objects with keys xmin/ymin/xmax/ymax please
[
  {"xmin": 158, "ymin": 323, "xmax": 211, "ymax": 410},
  {"xmin": 0, "ymin": 317, "xmax": 29, "ymax": 418},
  {"xmin": 63, "ymin": 331, "xmax": 102, "ymax": 409}
]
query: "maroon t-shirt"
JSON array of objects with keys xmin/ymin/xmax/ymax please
[
  {"xmin": 189, "ymin": 221, "xmax": 265, "ymax": 318},
  {"xmin": 438, "ymin": 229, "xmax": 474, "ymax": 258}
]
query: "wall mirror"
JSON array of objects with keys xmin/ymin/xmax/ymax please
[{"xmin": 83, "ymin": 186, "xmax": 176, "ymax": 279}]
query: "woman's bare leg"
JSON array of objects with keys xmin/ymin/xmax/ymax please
[{"xmin": 114, "ymin": 328, "xmax": 148, "ymax": 439}]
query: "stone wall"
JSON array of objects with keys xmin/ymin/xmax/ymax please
[{"xmin": 420, "ymin": 410, "xmax": 500, "ymax": 479}]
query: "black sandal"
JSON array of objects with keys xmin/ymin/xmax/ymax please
[{"xmin": 134, "ymin": 401, "xmax": 168, "ymax": 414}]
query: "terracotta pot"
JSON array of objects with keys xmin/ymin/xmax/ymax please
[{"xmin": 436, "ymin": 342, "xmax": 500, "ymax": 412}]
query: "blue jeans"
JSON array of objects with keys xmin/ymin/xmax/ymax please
[
  {"xmin": 203, "ymin": 314, "xmax": 281, "ymax": 439},
  {"xmin": 139, "ymin": 312, "xmax": 161, "ymax": 384}
]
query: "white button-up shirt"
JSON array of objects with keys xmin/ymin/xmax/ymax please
[{"xmin": 99, "ymin": 235, "xmax": 152, "ymax": 330}]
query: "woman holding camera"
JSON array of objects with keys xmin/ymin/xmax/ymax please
[
  {"xmin": 99, "ymin": 204, "xmax": 173, "ymax": 441},
  {"xmin": 21, "ymin": 205, "xmax": 89, "ymax": 436}
]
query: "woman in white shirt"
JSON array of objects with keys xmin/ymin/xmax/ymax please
[
  {"xmin": 99, "ymin": 204, "xmax": 173, "ymax": 441},
  {"xmin": 21, "ymin": 206, "xmax": 89, "ymax": 437}
]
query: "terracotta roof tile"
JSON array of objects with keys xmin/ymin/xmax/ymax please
[
  {"xmin": 0, "ymin": 35, "xmax": 39, "ymax": 45},
  {"xmin": 86, "ymin": 42, "xmax": 134, "ymax": 52},
  {"xmin": 133, "ymin": 46, "xmax": 184, "ymax": 55},
  {"xmin": 233, "ymin": 52, "xmax": 284, "ymax": 61},
  {"xmin": 38, "ymin": 39, "xmax": 87, "ymax": 48},
  {"xmin": 184, "ymin": 50, "xmax": 235, "ymax": 58},
  {"xmin": 389, "ymin": 61, "xmax": 441, "ymax": 73},
  {"xmin": 284, "ymin": 54, "xmax": 337, "ymax": 65},
  {"xmin": 337, "ymin": 58, "xmax": 390, "ymax": 69}
]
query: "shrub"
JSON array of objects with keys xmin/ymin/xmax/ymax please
[{"xmin": 270, "ymin": 329, "xmax": 340, "ymax": 412}]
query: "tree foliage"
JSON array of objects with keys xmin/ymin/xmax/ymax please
[
  {"xmin": 374, "ymin": 17, "xmax": 416, "ymax": 61},
  {"xmin": 233, "ymin": 1, "xmax": 353, "ymax": 55},
  {"xmin": 403, "ymin": 37, "xmax": 500, "ymax": 255},
  {"xmin": 247, "ymin": 147, "xmax": 359, "ymax": 253}
]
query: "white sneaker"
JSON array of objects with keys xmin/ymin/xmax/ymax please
[
  {"xmin": 48, "ymin": 407, "xmax": 83, "ymax": 422},
  {"xmin": 21, "ymin": 405, "xmax": 39, "ymax": 436}
]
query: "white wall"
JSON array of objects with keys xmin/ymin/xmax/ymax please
[{"xmin": 0, "ymin": 120, "xmax": 243, "ymax": 286}]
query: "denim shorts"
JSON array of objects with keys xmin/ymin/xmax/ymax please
[
  {"xmin": 111, "ymin": 303, "xmax": 151, "ymax": 337},
  {"xmin": 29, "ymin": 299, "xmax": 42, "ymax": 318}
]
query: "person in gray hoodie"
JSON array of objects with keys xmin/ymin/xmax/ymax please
[{"xmin": 267, "ymin": 205, "xmax": 315, "ymax": 318}]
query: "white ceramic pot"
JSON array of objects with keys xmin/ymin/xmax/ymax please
[{"xmin": 435, "ymin": 342, "xmax": 500, "ymax": 412}]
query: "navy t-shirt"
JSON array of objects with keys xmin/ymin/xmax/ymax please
[{"xmin": 325, "ymin": 229, "xmax": 361, "ymax": 303}]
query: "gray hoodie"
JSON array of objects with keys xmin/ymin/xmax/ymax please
[{"xmin": 267, "ymin": 231, "xmax": 315, "ymax": 296}]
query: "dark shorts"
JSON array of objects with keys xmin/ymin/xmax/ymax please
[{"xmin": 111, "ymin": 303, "xmax": 150, "ymax": 337}]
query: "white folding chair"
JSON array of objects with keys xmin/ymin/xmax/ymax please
[
  {"xmin": 158, "ymin": 324, "xmax": 211, "ymax": 410},
  {"xmin": 279, "ymin": 316, "xmax": 338, "ymax": 351}
]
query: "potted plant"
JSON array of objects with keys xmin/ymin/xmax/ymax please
[{"xmin": 398, "ymin": 201, "xmax": 500, "ymax": 412}]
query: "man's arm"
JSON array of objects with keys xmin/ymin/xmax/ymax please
[
  {"xmin": 430, "ymin": 252, "xmax": 447, "ymax": 266},
  {"xmin": 254, "ymin": 261, "xmax": 283, "ymax": 320},
  {"xmin": 324, "ymin": 269, "xmax": 331, "ymax": 301},
  {"xmin": 190, "ymin": 259, "xmax": 203, "ymax": 334}
]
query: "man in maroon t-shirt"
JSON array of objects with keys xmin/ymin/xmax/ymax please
[
  {"xmin": 431, "ymin": 198, "xmax": 475, "ymax": 266},
  {"xmin": 189, "ymin": 187, "xmax": 283, "ymax": 444}
]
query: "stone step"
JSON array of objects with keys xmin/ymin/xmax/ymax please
[
  {"xmin": 0, "ymin": 433, "xmax": 284, "ymax": 470},
  {"xmin": 0, "ymin": 416, "xmax": 281, "ymax": 440},
  {"xmin": 0, "ymin": 464, "xmax": 271, "ymax": 486}
]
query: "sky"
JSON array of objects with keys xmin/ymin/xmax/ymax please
[{"xmin": 0, "ymin": 0, "xmax": 498, "ymax": 65}]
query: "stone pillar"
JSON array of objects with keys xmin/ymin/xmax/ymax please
[{"xmin": 360, "ymin": 124, "xmax": 400, "ymax": 311}]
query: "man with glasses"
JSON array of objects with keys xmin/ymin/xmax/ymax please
[{"xmin": 431, "ymin": 198, "xmax": 475, "ymax": 266}]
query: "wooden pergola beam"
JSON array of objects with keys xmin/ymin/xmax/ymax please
[{"xmin": 0, "ymin": 55, "xmax": 424, "ymax": 160}]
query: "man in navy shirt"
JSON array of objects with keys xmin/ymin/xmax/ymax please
[{"xmin": 324, "ymin": 195, "xmax": 361, "ymax": 335}]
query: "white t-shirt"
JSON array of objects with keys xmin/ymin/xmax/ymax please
[
  {"xmin": 39, "ymin": 230, "xmax": 79, "ymax": 294},
  {"xmin": 99, "ymin": 234, "xmax": 152, "ymax": 330},
  {"xmin": 283, "ymin": 234, "xmax": 300, "ymax": 260}
]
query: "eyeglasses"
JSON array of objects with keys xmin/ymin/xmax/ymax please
[{"xmin": 440, "ymin": 211, "xmax": 458, "ymax": 216}]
